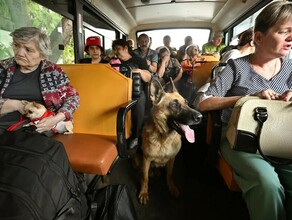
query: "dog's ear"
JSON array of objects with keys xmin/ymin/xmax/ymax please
[
  {"xmin": 149, "ymin": 78, "xmax": 165, "ymax": 104},
  {"xmin": 168, "ymin": 78, "xmax": 178, "ymax": 93},
  {"xmin": 32, "ymin": 102, "xmax": 42, "ymax": 109},
  {"xmin": 163, "ymin": 78, "xmax": 178, "ymax": 93}
]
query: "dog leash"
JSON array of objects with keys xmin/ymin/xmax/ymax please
[
  {"xmin": 7, "ymin": 115, "xmax": 29, "ymax": 131},
  {"xmin": 7, "ymin": 110, "xmax": 57, "ymax": 133}
]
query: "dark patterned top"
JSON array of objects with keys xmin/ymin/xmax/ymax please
[
  {"xmin": 0, "ymin": 58, "xmax": 80, "ymax": 121},
  {"xmin": 204, "ymin": 55, "xmax": 292, "ymax": 123}
]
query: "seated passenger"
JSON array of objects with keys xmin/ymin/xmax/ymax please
[
  {"xmin": 112, "ymin": 39, "xmax": 151, "ymax": 150},
  {"xmin": 177, "ymin": 35, "xmax": 193, "ymax": 62},
  {"xmin": 80, "ymin": 36, "xmax": 108, "ymax": 64},
  {"xmin": 127, "ymin": 39, "xmax": 135, "ymax": 50},
  {"xmin": 134, "ymin": 34, "xmax": 158, "ymax": 74},
  {"xmin": 162, "ymin": 35, "xmax": 177, "ymax": 58},
  {"xmin": 156, "ymin": 46, "xmax": 183, "ymax": 85},
  {"xmin": 181, "ymin": 44, "xmax": 205, "ymax": 72},
  {"xmin": 0, "ymin": 27, "xmax": 79, "ymax": 135},
  {"xmin": 202, "ymin": 31, "xmax": 226, "ymax": 57},
  {"xmin": 199, "ymin": 2, "xmax": 292, "ymax": 219},
  {"xmin": 213, "ymin": 28, "xmax": 255, "ymax": 77}
]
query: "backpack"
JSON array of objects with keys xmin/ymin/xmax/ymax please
[
  {"xmin": 90, "ymin": 184, "xmax": 137, "ymax": 220},
  {"xmin": 0, "ymin": 127, "xmax": 90, "ymax": 220}
]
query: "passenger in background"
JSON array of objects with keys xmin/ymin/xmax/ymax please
[
  {"xmin": 112, "ymin": 39, "xmax": 151, "ymax": 150},
  {"xmin": 202, "ymin": 31, "xmax": 226, "ymax": 57},
  {"xmin": 156, "ymin": 46, "xmax": 183, "ymax": 85},
  {"xmin": 214, "ymin": 28, "xmax": 255, "ymax": 77},
  {"xmin": 80, "ymin": 36, "xmax": 108, "ymax": 64},
  {"xmin": 134, "ymin": 34, "xmax": 158, "ymax": 74},
  {"xmin": 221, "ymin": 29, "xmax": 254, "ymax": 62},
  {"xmin": 127, "ymin": 39, "xmax": 135, "ymax": 50},
  {"xmin": 199, "ymin": 2, "xmax": 292, "ymax": 219},
  {"xmin": 177, "ymin": 35, "xmax": 193, "ymax": 62},
  {"xmin": 162, "ymin": 35, "xmax": 177, "ymax": 58},
  {"xmin": 181, "ymin": 44, "xmax": 205, "ymax": 72},
  {"xmin": 0, "ymin": 27, "xmax": 79, "ymax": 135}
]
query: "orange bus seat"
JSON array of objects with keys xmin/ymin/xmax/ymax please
[
  {"xmin": 191, "ymin": 61, "xmax": 218, "ymax": 89},
  {"xmin": 53, "ymin": 64, "xmax": 135, "ymax": 180},
  {"xmin": 206, "ymin": 110, "xmax": 240, "ymax": 192},
  {"xmin": 201, "ymin": 55, "xmax": 220, "ymax": 62}
]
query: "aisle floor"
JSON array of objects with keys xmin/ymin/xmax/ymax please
[{"xmin": 100, "ymin": 137, "xmax": 250, "ymax": 220}]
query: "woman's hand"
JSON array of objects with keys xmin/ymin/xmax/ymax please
[
  {"xmin": 0, "ymin": 99, "xmax": 28, "ymax": 115},
  {"xmin": 35, "ymin": 116, "xmax": 57, "ymax": 133},
  {"xmin": 279, "ymin": 90, "xmax": 292, "ymax": 101},
  {"xmin": 252, "ymin": 89, "xmax": 279, "ymax": 100},
  {"xmin": 162, "ymin": 54, "xmax": 170, "ymax": 64},
  {"xmin": 35, "ymin": 112, "xmax": 66, "ymax": 133}
]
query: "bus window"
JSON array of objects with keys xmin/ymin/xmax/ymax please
[
  {"xmin": 0, "ymin": 0, "xmax": 74, "ymax": 64},
  {"xmin": 137, "ymin": 28, "xmax": 210, "ymax": 51}
]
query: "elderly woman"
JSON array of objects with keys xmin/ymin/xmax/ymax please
[
  {"xmin": 199, "ymin": 2, "xmax": 292, "ymax": 220},
  {"xmin": 180, "ymin": 44, "xmax": 205, "ymax": 72},
  {"xmin": 0, "ymin": 27, "xmax": 79, "ymax": 135}
]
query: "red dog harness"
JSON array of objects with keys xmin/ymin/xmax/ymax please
[
  {"xmin": 30, "ymin": 110, "xmax": 55, "ymax": 124},
  {"xmin": 7, "ymin": 115, "xmax": 28, "ymax": 131},
  {"xmin": 7, "ymin": 110, "xmax": 56, "ymax": 132}
]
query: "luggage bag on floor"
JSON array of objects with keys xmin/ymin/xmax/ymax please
[
  {"xmin": 90, "ymin": 184, "xmax": 137, "ymax": 220},
  {"xmin": 0, "ymin": 128, "xmax": 90, "ymax": 220}
]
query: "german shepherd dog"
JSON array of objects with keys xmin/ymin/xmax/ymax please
[{"xmin": 138, "ymin": 78, "xmax": 202, "ymax": 204}]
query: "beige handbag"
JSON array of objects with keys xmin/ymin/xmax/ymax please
[{"xmin": 226, "ymin": 96, "xmax": 292, "ymax": 163}]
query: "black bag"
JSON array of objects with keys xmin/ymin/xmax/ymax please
[
  {"xmin": 0, "ymin": 128, "xmax": 90, "ymax": 220},
  {"xmin": 90, "ymin": 184, "xmax": 137, "ymax": 220},
  {"xmin": 119, "ymin": 64, "xmax": 142, "ymax": 99},
  {"xmin": 131, "ymin": 72, "xmax": 142, "ymax": 99}
]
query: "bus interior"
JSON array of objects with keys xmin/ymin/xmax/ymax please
[{"xmin": 0, "ymin": 0, "xmax": 290, "ymax": 219}]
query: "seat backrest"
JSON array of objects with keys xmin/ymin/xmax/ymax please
[
  {"xmin": 211, "ymin": 62, "xmax": 227, "ymax": 80},
  {"xmin": 200, "ymin": 55, "xmax": 220, "ymax": 62},
  {"xmin": 59, "ymin": 64, "xmax": 132, "ymax": 137},
  {"xmin": 191, "ymin": 61, "xmax": 218, "ymax": 89}
]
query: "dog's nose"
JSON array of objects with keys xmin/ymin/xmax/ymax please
[{"xmin": 193, "ymin": 112, "xmax": 203, "ymax": 124}]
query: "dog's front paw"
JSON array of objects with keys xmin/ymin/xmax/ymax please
[{"xmin": 138, "ymin": 191, "xmax": 149, "ymax": 205}]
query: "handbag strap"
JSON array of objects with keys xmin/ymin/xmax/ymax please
[{"xmin": 254, "ymin": 107, "xmax": 292, "ymax": 165}]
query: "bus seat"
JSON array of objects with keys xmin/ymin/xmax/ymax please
[
  {"xmin": 191, "ymin": 61, "xmax": 218, "ymax": 89},
  {"xmin": 201, "ymin": 55, "xmax": 220, "ymax": 62},
  {"xmin": 53, "ymin": 64, "xmax": 136, "ymax": 193},
  {"xmin": 206, "ymin": 110, "xmax": 241, "ymax": 191}
]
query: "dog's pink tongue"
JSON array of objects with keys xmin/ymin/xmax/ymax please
[{"xmin": 181, "ymin": 124, "xmax": 195, "ymax": 143}]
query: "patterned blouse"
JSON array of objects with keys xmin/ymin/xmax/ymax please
[
  {"xmin": 0, "ymin": 58, "xmax": 80, "ymax": 121},
  {"xmin": 204, "ymin": 55, "xmax": 292, "ymax": 123}
]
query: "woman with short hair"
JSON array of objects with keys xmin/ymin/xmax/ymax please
[
  {"xmin": 199, "ymin": 2, "xmax": 292, "ymax": 219},
  {"xmin": 0, "ymin": 27, "xmax": 79, "ymax": 135}
]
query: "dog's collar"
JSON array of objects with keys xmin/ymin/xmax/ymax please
[{"xmin": 31, "ymin": 110, "xmax": 55, "ymax": 123}]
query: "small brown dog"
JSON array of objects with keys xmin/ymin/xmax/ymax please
[
  {"xmin": 138, "ymin": 79, "xmax": 202, "ymax": 204},
  {"xmin": 23, "ymin": 101, "xmax": 73, "ymax": 134}
]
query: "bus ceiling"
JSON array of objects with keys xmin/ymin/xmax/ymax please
[{"xmin": 87, "ymin": 0, "xmax": 268, "ymax": 34}]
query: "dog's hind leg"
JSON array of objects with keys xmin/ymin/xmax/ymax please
[
  {"xmin": 138, "ymin": 157, "xmax": 151, "ymax": 205},
  {"xmin": 166, "ymin": 158, "xmax": 180, "ymax": 198}
]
